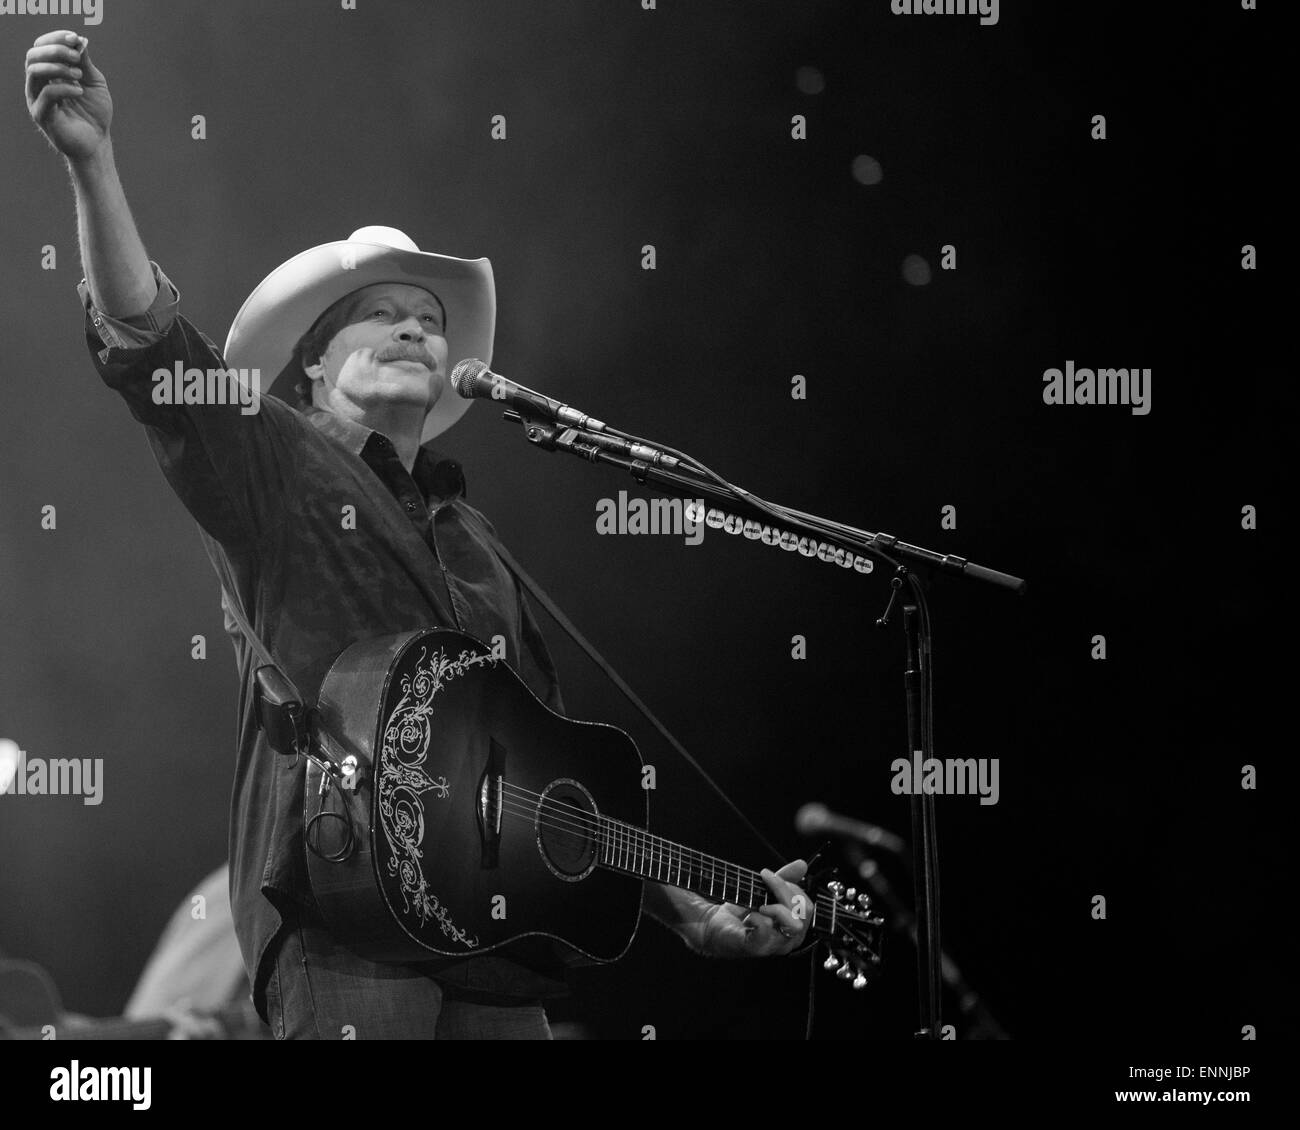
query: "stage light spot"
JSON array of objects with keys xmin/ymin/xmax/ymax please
[
  {"xmin": 902, "ymin": 255, "xmax": 932, "ymax": 286},
  {"xmin": 795, "ymin": 66, "xmax": 825, "ymax": 95},
  {"xmin": 852, "ymin": 155, "xmax": 883, "ymax": 185}
]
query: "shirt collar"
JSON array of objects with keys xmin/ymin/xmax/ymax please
[
  {"xmin": 302, "ymin": 404, "xmax": 371, "ymax": 456},
  {"xmin": 301, "ymin": 405, "xmax": 466, "ymax": 501}
]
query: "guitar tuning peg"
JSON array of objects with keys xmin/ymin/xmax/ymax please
[
  {"xmin": 823, "ymin": 954, "xmax": 840, "ymax": 971},
  {"xmin": 856, "ymin": 894, "xmax": 872, "ymax": 911},
  {"xmin": 827, "ymin": 881, "xmax": 844, "ymax": 898},
  {"xmin": 852, "ymin": 972, "xmax": 869, "ymax": 990},
  {"xmin": 844, "ymin": 888, "xmax": 857, "ymax": 901},
  {"xmin": 836, "ymin": 964, "xmax": 853, "ymax": 980}
]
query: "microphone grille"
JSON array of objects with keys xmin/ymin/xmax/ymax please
[{"xmin": 450, "ymin": 358, "xmax": 490, "ymax": 398}]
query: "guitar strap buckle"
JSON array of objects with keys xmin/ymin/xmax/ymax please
[
  {"xmin": 254, "ymin": 665, "xmax": 361, "ymax": 790},
  {"xmin": 253, "ymin": 665, "xmax": 309, "ymax": 759}
]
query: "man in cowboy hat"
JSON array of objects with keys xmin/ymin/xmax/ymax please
[{"xmin": 25, "ymin": 30, "xmax": 814, "ymax": 1039}]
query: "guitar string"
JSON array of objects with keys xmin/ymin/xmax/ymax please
[
  {"xmin": 488, "ymin": 792, "xmax": 845, "ymax": 923},
  {"xmin": 496, "ymin": 778, "xmax": 774, "ymax": 882},
  {"xmin": 492, "ymin": 780, "xmax": 852, "ymax": 919},
  {"xmin": 494, "ymin": 779, "xmax": 836, "ymax": 901},
  {"xmin": 490, "ymin": 796, "xmax": 846, "ymax": 929},
  {"xmin": 394, "ymin": 773, "xmax": 858, "ymax": 924},
  {"xmin": 493, "ymin": 781, "xmax": 796, "ymax": 896}
]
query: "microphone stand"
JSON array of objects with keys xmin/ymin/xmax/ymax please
[
  {"xmin": 843, "ymin": 844, "xmax": 1009, "ymax": 1039},
  {"xmin": 503, "ymin": 410, "xmax": 1026, "ymax": 1041}
]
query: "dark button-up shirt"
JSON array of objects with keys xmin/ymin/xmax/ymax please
[{"xmin": 78, "ymin": 264, "xmax": 566, "ymax": 1018}]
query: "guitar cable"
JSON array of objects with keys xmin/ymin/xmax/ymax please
[
  {"xmin": 305, "ymin": 796, "xmax": 356, "ymax": 863},
  {"xmin": 304, "ymin": 726, "xmax": 359, "ymax": 863}
]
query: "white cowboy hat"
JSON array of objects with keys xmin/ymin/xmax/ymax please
[{"xmin": 224, "ymin": 226, "xmax": 495, "ymax": 441}]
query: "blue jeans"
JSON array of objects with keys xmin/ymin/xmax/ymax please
[{"xmin": 264, "ymin": 915, "xmax": 552, "ymax": 1040}]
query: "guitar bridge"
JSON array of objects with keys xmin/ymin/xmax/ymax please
[{"xmin": 476, "ymin": 737, "xmax": 507, "ymax": 869}]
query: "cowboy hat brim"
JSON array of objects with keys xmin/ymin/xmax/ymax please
[{"xmin": 223, "ymin": 228, "xmax": 495, "ymax": 442}]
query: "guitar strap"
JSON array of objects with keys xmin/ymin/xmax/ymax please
[
  {"xmin": 210, "ymin": 547, "xmax": 305, "ymax": 705},
  {"xmin": 212, "ymin": 521, "xmax": 783, "ymax": 862}
]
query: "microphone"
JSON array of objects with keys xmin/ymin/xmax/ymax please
[
  {"xmin": 451, "ymin": 359, "xmax": 683, "ymax": 468},
  {"xmin": 795, "ymin": 803, "xmax": 907, "ymax": 856},
  {"xmin": 450, "ymin": 359, "xmax": 608, "ymax": 433}
]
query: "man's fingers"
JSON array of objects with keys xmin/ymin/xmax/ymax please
[
  {"xmin": 78, "ymin": 45, "xmax": 103, "ymax": 83},
  {"xmin": 775, "ymin": 858, "xmax": 808, "ymax": 882},
  {"xmin": 28, "ymin": 62, "xmax": 82, "ymax": 84},
  {"xmin": 25, "ymin": 36, "xmax": 87, "ymax": 108},
  {"xmin": 758, "ymin": 903, "xmax": 802, "ymax": 933},
  {"xmin": 31, "ymin": 83, "xmax": 84, "ymax": 119},
  {"xmin": 26, "ymin": 32, "xmax": 86, "ymax": 80},
  {"xmin": 761, "ymin": 862, "xmax": 812, "ymax": 933},
  {"xmin": 27, "ymin": 73, "xmax": 78, "ymax": 112},
  {"xmin": 760, "ymin": 864, "xmax": 808, "ymax": 904},
  {"xmin": 31, "ymin": 29, "xmax": 84, "ymax": 48},
  {"xmin": 27, "ymin": 44, "xmax": 84, "ymax": 67},
  {"xmin": 759, "ymin": 867, "xmax": 788, "ymax": 904},
  {"xmin": 742, "ymin": 911, "xmax": 774, "ymax": 938},
  {"xmin": 744, "ymin": 913, "xmax": 795, "ymax": 955}
]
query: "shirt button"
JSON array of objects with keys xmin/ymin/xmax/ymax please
[{"xmin": 405, "ymin": 500, "xmax": 418, "ymax": 513}]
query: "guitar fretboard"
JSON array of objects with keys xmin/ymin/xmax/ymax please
[{"xmin": 596, "ymin": 815, "xmax": 774, "ymax": 911}]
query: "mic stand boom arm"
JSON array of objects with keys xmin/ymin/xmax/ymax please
[
  {"xmin": 505, "ymin": 410, "xmax": 1025, "ymax": 1040},
  {"xmin": 506, "ymin": 412, "xmax": 1025, "ymax": 592}
]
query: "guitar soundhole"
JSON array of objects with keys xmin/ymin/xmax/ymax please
[{"xmin": 535, "ymin": 779, "xmax": 598, "ymax": 883}]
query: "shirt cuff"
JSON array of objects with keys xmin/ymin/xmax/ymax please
[{"xmin": 77, "ymin": 261, "xmax": 181, "ymax": 350}]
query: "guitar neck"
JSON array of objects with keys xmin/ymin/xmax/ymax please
[{"xmin": 596, "ymin": 815, "xmax": 823, "ymax": 929}]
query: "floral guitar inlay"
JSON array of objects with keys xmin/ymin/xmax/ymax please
[{"xmin": 377, "ymin": 642, "xmax": 498, "ymax": 949}]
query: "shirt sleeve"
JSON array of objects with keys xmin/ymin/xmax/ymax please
[
  {"xmin": 78, "ymin": 263, "xmax": 304, "ymax": 552},
  {"xmin": 77, "ymin": 260, "xmax": 181, "ymax": 349}
]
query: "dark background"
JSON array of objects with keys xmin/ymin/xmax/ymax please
[{"xmin": 0, "ymin": 0, "xmax": 1280, "ymax": 1041}]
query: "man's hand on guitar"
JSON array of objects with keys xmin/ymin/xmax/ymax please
[{"xmin": 701, "ymin": 859, "xmax": 811, "ymax": 959}]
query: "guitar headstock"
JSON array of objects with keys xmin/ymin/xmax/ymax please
[{"xmin": 809, "ymin": 870, "xmax": 885, "ymax": 991}]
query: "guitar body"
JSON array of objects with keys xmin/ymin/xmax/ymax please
[{"xmin": 305, "ymin": 628, "xmax": 647, "ymax": 968}]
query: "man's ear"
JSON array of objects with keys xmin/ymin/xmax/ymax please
[{"xmin": 299, "ymin": 358, "xmax": 326, "ymax": 408}]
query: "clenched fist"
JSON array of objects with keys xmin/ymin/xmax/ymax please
[{"xmin": 25, "ymin": 30, "xmax": 111, "ymax": 162}]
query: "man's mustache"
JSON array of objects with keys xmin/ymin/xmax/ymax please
[{"xmin": 375, "ymin": 345, "xmax": 437, "ymax": 368}]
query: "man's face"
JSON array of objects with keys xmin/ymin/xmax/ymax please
[{"xmin": 303, "ymin": 283, "xmax": 448, "ymax": 415}]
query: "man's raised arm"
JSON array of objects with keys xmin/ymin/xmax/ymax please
[
  {"xmin": 22, "ymin": 29, "xmax": 302, "ymax": 554},
  {"xmin": 25, "ymin": 29, "xmax": 155, "ymax": 318}
]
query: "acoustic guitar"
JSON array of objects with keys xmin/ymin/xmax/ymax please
[{"xmin": 299, "ymin": 628, "xmax": 883, "ymax": 988}]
